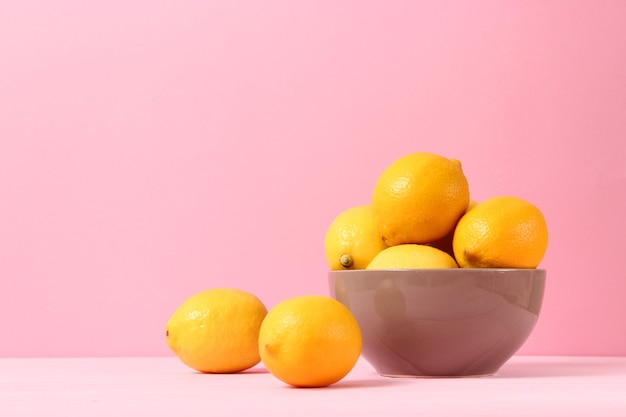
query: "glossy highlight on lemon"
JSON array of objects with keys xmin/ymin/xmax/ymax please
[
  {"xmin": 324, "ymin": 205, "xmax": 388, "ymax": 270},
  {"xmin": 453, "ymin": 196, "xmax": 548, "ymax": 268},
  {"xmin": 258, "ymin": 295, "xmax": 362, "ymax": 387},
  {"xmin": 371, "ymin": 152, "xmax": 470, "ymax": 245},
  {"xmin": 166, "ymin": 288, "xmax": 267, "ymax": 373}
]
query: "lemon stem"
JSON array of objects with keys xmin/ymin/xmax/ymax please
[{"xmin": 340, "ymin": 254, "xmax": 353, "ymax": 268}]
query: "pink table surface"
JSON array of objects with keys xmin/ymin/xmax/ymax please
[{"xmin": 2, "ymin": 356, "xmax": 625, "ymax": 416}]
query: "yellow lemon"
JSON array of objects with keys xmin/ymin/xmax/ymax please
[
  {"xmin": 427, "ymin": 198, "xmax": 479, "ymax": 258},
  {"xmin": 258, "ymin": 295, "xmax": 362, "ymax": 387},
  {"xmin": 371, "ymin": 152, "xmax": 470, "ymax": 245},
  {"xmin": 324, "ymin": 204, "xmax": 388, "ymax": 270},
  {"xmin": 366, "ymin": 244, "xmax": 458, "ymax": 269},
  {"xmin": 166, "ymin": 288, "xmax": 267, "ymax": 373},
  {"xmin": 452, "ymin": 196, "xmax": 549, "ymax": 268}
]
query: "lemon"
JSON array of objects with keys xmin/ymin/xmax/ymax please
[
  {"xmin": 165, "ymin": 288, "xmax": 267, "ymax": 373},
  {"xmin": 258, "ymin": 295, "xmax": 362, "ymax": 387},
  {"xmin": 366, "ymin": 244, "xmax": 458, "ymax": 269},
  {"xmin": 371, "ymin": 152, "xmax": 470, "ymax": 245},
  {"xmin": 324, "ymin": 205, "xmax": 388, "ymax": 270},
  {"xmin": 427, "ymin": 198, "xmax": 479, "ymax": 258},
  {"xmin": 452, "ymin": 196, "xmax": 549, "ymax": 268}
]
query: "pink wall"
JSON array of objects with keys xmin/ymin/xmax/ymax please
[{"xmin": 1, "ymin": 1, "xmax": 625, "ymax": 357}]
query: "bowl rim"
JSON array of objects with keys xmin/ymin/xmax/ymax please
[{"xmin": 329, "ymin": 268, "xmax": 546, "ymax": 274}]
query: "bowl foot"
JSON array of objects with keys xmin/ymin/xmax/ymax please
[{"xmin": 378, "ymin": 372, "xmax": 495, "ymax": 378}]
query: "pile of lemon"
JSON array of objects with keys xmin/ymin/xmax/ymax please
[
  {"xmin": 165, "ymin": 152, "xmax": 549, "ymax": 389},
  {"xmin": 325, "ymin": 151, "xmax": 549, "ymax": 270}
]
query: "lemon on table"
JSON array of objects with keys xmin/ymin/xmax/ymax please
[
  {"xmin": 324, "ymin": 205, "xmax": 388, "ymax": 270},
  {"xmin": 166, "ymin": 288, "xmax": 267, "ymax": 373},
  {"xmin": 452, "ymin": 196, "xmax": 549, "ymax": 268},
  {"xmin": 371, "ymin": 152, "xmax": 470, "ymax": 245},
  {"xmin": 366, "ymin": 244, "xmax": 458, "ymax": 269},
  {"xmin": 258, "ymin": 295, "xmax": 362, "ymax": 387}
]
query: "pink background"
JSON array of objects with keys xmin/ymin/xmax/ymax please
[{"xmin": 1, "ymin": 1, "xmax": 625, "ymax": 358}]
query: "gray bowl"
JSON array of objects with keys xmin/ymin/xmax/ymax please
[{"xmin": 329, "ymin": 268, "xmax": 546, "ymax": 377}]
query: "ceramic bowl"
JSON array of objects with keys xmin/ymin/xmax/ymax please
[{"xmin": 328, "ymin": 268, "xmax": 546, "ymax": 377}]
